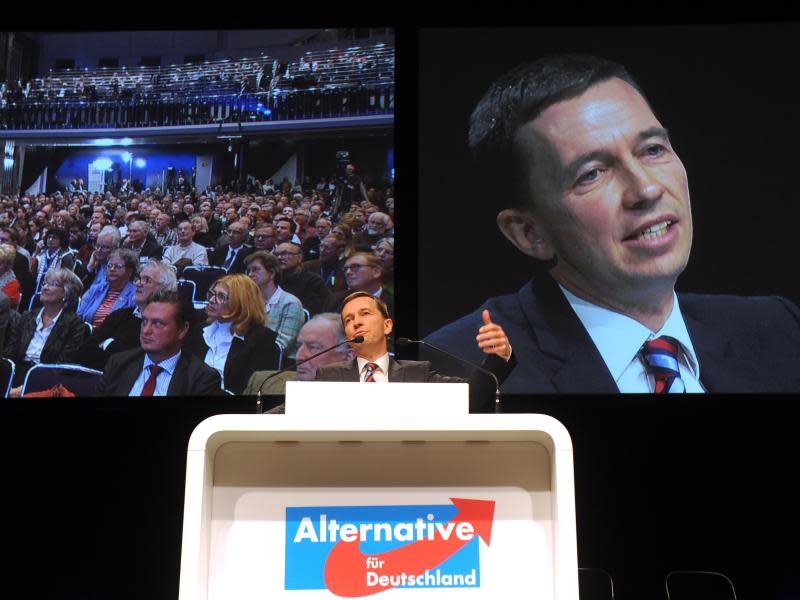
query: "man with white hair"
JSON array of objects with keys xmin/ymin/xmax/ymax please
[
  {"xmin": 69, "ymin": 259, "xmax": 178, "ymax": 370},
  {"xmin": 242, "ymin": 312, "xmax": 356, "ymax": 402},
  {"xmin": 82, "ymin": 225, "xmax": 121, "ymax": 290},
  {"xmin": 123, "ymin": 220, "xmax": 163, "ymax": 262}
]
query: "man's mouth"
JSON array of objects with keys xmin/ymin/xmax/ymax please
[{"xmin": 624, "ymin": 219, "xmax": 675, "ymax": 242}]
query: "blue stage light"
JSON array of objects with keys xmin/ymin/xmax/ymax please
[
  {"xmin": 93, "ymin": 139, "xmax": 115, "ymax": 147},
  {"xmin": 134, "ymin": 158, "xmax": 147, "ymax": 168},
  {"xmin": 93, "ymin": 158, "xmax": 113, "ymax": 171},
  {"xmin": 120, "ymin": 138, "xmax": 133, "ymax": 146},
  {"xmin": 263, "ymin": 108, "xmax": 272, "ymax": 116},
  {"xmin": 122, "ymin": 152, "xmax": 132, "ymax": 163}
]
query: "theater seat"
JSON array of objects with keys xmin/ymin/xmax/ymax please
[{"xmin": 20, "ymin": 363, "xmax": 103, "ymax": 397}]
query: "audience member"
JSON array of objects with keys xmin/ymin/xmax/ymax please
[
  {"xmin": 163, "ymin": 220, "xmax": 209, "ymax": 267},
  {"xmin": 209, "ymin": 221, "xmax": 253, "ymax": 273},
  {"xmin": 244, "ymin": 251, "xmax": 304, "ymax": 359},
  {"xmin": 183, "ymin": 274, "xmax": 280, "ymax": 394},
  {"xmin": 94, "ymin": 290, "xmax": 223, "ymax": 396},
  {"xmin": 0, "ymin": 244, "xmax": 21, "ymax": 308},
  {"xmin": 243, "ymin": 312, "xmax": 356, "ymax": 399},
  {"xmin": 276, "ymin": 242, "xmax": 330, "ymax": 316},
  {"xmin": 4, "ymin": 268, "xmax": 86, "ymax": 390},
  {"xmin": 78, "ymin": 248, "xmax": 138, "ymax": 328}
]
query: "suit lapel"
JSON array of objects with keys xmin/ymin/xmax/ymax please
[
  {"xmin": 119, "ymin": 351, "xmax": 146, "ymax": 395},
  {"xmin": 521, "ymin": 276, "xmax": 619, "ymax": 393},
  {"xmin": 167, "ymin": 352, "xmax": 189, "ymax": 395},
  {"xmin": 388, "ymin": 358, "xmax": 406, "ymax": 382},
  {"xmin": 347, "ymin": 359, "xmax": 362, "ymax": 382},
  {"xmin": 679, "ymin": 297, "xmax": 757, "ymax": 392}
]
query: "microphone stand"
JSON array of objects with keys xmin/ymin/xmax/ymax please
[
  {"xmin": 397, "ymin": 337, "xmax": 503, "ymax": 414},
  {"xmin": 255, "ymin": 335, "xmax": 364, "ymax": 414}
]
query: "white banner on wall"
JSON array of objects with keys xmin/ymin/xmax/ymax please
[
  {"xmin": 25, "ymin": 166, "xmax": 48, "ymax": 195},
  {"xmin": 87, "ymin": 164, "xmax": 105, "ymax": 193},
  {"xmin": 196, "ymin": 155, "xmax": 214, "ymax": 192}
]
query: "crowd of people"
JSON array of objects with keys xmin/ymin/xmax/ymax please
[
  {"xmin": 0, "ymin": 163, "xmax": 395, "ymax": 396},
  {"xmin": 0, "ymin": 43, "xmax": 394, "ymax": 129}
]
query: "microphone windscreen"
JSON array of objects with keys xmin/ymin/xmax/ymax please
[{"xmin": 351, "ymin": 335, "xmax": 365, "ymax": 343}]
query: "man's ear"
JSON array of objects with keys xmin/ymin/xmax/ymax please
[
  {"xmin": 383, "ymin": 317, "xmax": 393, "ymax": 337},
  {"xmin": 496, "ymin": 209, "xmax": 554, "ymax": 261}
]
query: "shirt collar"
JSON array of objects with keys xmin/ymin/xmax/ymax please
[
  {"xmin": 202, "ymin": 320, "xmax": 244, "ymax": 346},
  {"xmin": 143, "ymin": 350, "xmax": 181, "ymax": 376},
  {"xmin": 36, "ymin": 307, "xmax": 64, "ymax": 331},
  {"xmin": 560, "ymin": 285, "xmax": 701, "ymax": 383},
  {"xmin": 265, "ymin": 286, "xmax": 283, "ymax": 310},
  {"xmin": 357, "ymin": 353, "xmax": 390, "ymax": 377}
]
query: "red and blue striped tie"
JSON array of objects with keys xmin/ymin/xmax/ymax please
[
  {"xmin": 363, "ymin": 362, "xmax": 378, "ymax": 382},
  {"xmin": 641, "ymin": 336, "xmax": 686, "ymax": 393}
]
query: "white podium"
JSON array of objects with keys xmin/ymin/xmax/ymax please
[{"xmin": 179, "ymin": 383, "xmax": 579, "ymax": 600}]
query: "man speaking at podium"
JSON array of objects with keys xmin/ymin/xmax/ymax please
[
  {"xmin": 426, "ymin": 54, "xmax": 800, "ymax": 393},
  {"xmin": 315, "ymin": 291, "xmax": 516, "ymax": 412}
]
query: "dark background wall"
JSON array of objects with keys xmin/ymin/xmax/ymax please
[{"xmin": 418, "ymin": 24, "xmax": 800, "ymax": 335}]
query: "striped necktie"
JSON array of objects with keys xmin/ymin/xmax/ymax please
[
  {"xmin": 363, "ymin": 362, "xmax": 378, "ymax": 382},
  {"xmin": 641, "ymin": 336, "xmax": 686, "ymax": 393}
]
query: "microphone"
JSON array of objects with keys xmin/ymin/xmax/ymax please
[
  {"xmin": 255, "ymin": 335, "xmax": 364, "ymax": 413},
  {"xmin": 397, "ymin": 337, "xmax": 502, "ymax": 413}
]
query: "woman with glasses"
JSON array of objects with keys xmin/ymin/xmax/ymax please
[
  {"xmin": 77, "ymin": 248, "xmax": 138, "ymax": 328},
  {"xmin": 3, "ymin": 267, "xmax": 86, "ymax": 390},
  {"xmin": 184, "ymin": 273, "xmax": 281, "ymax": 394},
  {"xmin": 0, "ymin": 243, "xmax": 21, "ymax": 308}
]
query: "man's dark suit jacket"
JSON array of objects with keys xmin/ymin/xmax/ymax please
[
  {"xmin": 183, "ymin": 322, "xmax": 281, "ymax": 394},
  {"xmin": 315, "ymin": 355, "xmax": 516, "ymax": 413},
  {"xmin": 208, "ymin": 244, "xmax": 254, "ymax": 274},
  {"xmin": 94, "ymin": 348, "xmax": 224, "ymax": 396},
  {"xmin": 281, "ymin": 268, "xmax": 330, "ymax": 316},
  {"xmin": 127, "ymin": 237, "xmax": 163, "ymax": 260},
  {"xmin": 68, "ymin": 307, "xmax": 141, "ymax": 370},
  {"xmin": 425, "ymin": 275, "xmax": 800, "ymax": 393},
  {"xmin": 302, "ymin": 258, "xmax": 347, "ymax": 291}
]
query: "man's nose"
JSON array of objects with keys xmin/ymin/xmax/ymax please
[{"xmin": 621, "ymin": 162, "xmax": 663, "ymax": 208}]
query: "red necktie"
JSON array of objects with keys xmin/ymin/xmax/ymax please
[
  {"xmin": 363, "ymin": 362, "xmax": 378, "ymax": 382},
  {"xmin": 140, "ymin": 364, "xmax": 164, "ymax": 396}
]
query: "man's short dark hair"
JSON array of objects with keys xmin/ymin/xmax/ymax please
[
  {"xmin": 339, "ymin": 291, "xmax": 390, "ymax": 321},
  {"xmin": 469, "ymin": 53, "xmax": 645, "ymax": 210},
  {"xmin": 142, "ymin": 289, "xmax": 195, "ymax": 328},
  {"xmin": 274, "ymin": 215, "xmax": 297, "ymax": 233}
]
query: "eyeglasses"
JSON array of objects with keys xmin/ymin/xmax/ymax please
[
  {"xmin": 96, "ymin": 244, "xmax": 114, "ymax": 251},
  {"xmin": 255, "ymin": 234, "xmax": 274, "ymax": 240},
  {"xmin": 133, "ymin": 275, "xmax": 154, "ymax": 285},
  {"xmin": 206, "ymin": 289, "xmax": 230, "ymax": 303},
  {"xmin": 275, "ymin": 251, "xmax": 301, "ymax": 258},
  {"xmin": 41, "ymin": 280, "xmax": 64, "ymax": 289},
  {"xmin": 106, "ymin": 262, "xmax": 127, "ymax": 271},
  {"xmin": 344, "ymin": 264, "xmax": 369, "ymax": 272}
]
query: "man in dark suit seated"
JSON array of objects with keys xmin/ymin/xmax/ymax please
[
  {"xmin": 94, "ymin": 289, "xmax": 223, "ymax": 396},
  {"xmin": 208, "ymin": 221, "xmax": 253, "ymax": 274},
  {"xmin": 316, "ymin": 292, "xmax": 516, "ymax": 413},
  {"xmin": 122, "ymin": 220, "xmax": 163, "ymax": 262},
  {"xmin": 425, "ymin": 53, "xmax": 800, "ymax": 393}
]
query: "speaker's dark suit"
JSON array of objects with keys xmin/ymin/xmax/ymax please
[
  {"xmin": 315, "ymin": 354, "xmax": 516, "ymax": 413},
  {"xmin": 183, "ymin": 323, "xmax": 281, "ymax": 395},
  {"xmin": 425, "ymin": 275, "xmax": 800, "ymax": 393},
  {"xmin": 94, "ymin": 348, "xmax": 224, "ymax": 397},
  {"xmin": 208, "ymin": 244, "xmax": 254, "ymax": 274}
]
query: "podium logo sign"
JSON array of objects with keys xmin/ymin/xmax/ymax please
[{"xmin": 285, "ymin": 498, "xmax": 495, "ymax": 597}]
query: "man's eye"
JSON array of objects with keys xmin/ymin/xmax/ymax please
[
  {"xmin": 643, "ymin": 144, "xmax": 666, "ymax": 157},
  {"xmin": 575, "ymin": 168, "xmax": 601, "ymax": 187}
]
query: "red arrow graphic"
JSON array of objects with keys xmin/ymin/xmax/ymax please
[{"xmin": 323, "ymin": 498, "xmax": 495, "ymax": 597}]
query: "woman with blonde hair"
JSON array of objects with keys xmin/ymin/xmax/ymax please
[
  {"xmin": 0, "ymin": 243, "xmax": 21, "ymax": 307},
  {"xmin": 184, "ymin": 273, "xmax": 281, "ymax": 394}
]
